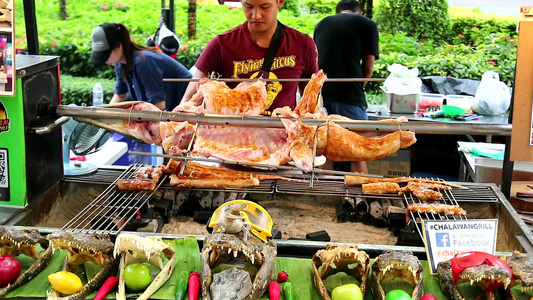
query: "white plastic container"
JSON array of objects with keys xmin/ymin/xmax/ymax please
[
  {"xmin": 418, "ymin": 93, "xmax": 445, "ymax": 112},
  {"xmin": 445, "ymin": 95, "xmax": 474, "ymax": 112}
]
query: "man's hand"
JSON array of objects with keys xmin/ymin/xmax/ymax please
[{"xmin": 180, "ymin": 69, "xmax": 207, "ymax": 105}]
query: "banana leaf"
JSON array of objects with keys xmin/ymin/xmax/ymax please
[
  {"xmin": 3, "ymin": 237, "xmax": 532, "ymax": 300},
  {"xmin": 4, "ymin": 248, "xmax": 68, "ymax": 297}
]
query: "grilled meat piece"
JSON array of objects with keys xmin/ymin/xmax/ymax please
[
  {"xmin": 116, "ymin": 165, "xmax": 164, "ymax": 191},
  {"xmin": 406, "ymin": 203, "xmax": 467, "ymax": 221},
  {"xmin": 318, "ymin": 122, "xmax": 416, "ymax": 162},
  {"xmin": 345, "ymin": 175, "xmax": 465, "ymax": 189},
  {"xmin": 362, "ymin": 182, "xmax": 401, "ymax": 194},
  {"xmin": 175, "ymin": 79, "xmax": 267, "ymax": 116}
]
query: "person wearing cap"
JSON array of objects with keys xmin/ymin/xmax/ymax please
[
  {"xmin": 179, "ymin": 0, "xmax": 319, "ymax": 114},
  {"xmin": 90, "ymin": 22, "xmax": 192, "ymax": 110}
]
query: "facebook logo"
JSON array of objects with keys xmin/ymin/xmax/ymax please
[{"xmin": 436, "ymin": 233, "xmax": 450, "ymax": 247}]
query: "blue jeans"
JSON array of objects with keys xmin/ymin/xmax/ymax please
[{"xmin": 324, "ymin": 101, "xmax": 368, "ymax": 120}]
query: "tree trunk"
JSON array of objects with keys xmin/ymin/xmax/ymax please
[
  {"xmin": 188, "ymin": 0, "xmax": 197, "ymax": 39},
  {"xmin": 360, "ymin": 0, "xmax": 374, "ymax": 19},
  {"xmin": 59, "ymin": 0, "xmax": 68, "ymax": 20}
]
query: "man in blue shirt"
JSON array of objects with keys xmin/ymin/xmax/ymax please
[{"xmin": 89, "ymin": 22, "xmax": 192, "ymax": 111}]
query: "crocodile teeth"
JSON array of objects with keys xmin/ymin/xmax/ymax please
[{"xmin": 228, "ymin": 248, "xmax": 232, "ymax": 255}]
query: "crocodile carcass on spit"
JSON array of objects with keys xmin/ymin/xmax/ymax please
[{"xmin": 75, "ymin": 71, "xmax": 416, "ymax": 173}]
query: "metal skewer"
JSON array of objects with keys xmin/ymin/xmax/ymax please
[
  {"xmin": 54, "ymin": 105, "xmax": 512, "ymax": 135},
  {"xmin": 164, "ymin": 77, "xmax": 386, "ymax": 82},
  {"xmin": 128, "ymin": 151, "xmax": 383, "ymax": 178}
]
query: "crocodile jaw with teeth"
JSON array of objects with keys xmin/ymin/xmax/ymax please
[
  {"xmin": 200, "ymin": 231, "xmax": 276, "ymax": 300},
  {"xmin": 114, "ymin": 234, "xmax": 176, "ymax": 300},
  {"xmin": 370, "ymin": 250, "xmax": 424, "ymax": 300}
]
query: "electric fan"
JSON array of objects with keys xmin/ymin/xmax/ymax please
[{"xmin": 62, "ymin": 115, "xmax": 110, "ymax": 176}]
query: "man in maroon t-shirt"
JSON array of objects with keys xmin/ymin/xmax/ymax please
[{"xmin": 180, "ymin": 0, "xmax": 319, "ymax": 114}]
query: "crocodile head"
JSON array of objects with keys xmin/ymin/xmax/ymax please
[
  {"xmin": 0, "ymin": 227, "xmax": 49, "ymax": 259},
  {"xmin": 312, "ymin": 244, "xmax": 370, "ymax": 300},
  {"xmin": 370, "ymin": 250, "xmax": 424, "ymax": 300},
  {"xmin": 114, "ymin": 234, "xmax": 176, "ymax": 300},
  {"xmin": 505, "ymin": 251, "xmax": 533, "ymax": 293},
  {"xmin": 0, "ymin": 227, "xmax": 53, "ymax": 296},
  {"xmin": 49, "ymin": 231, "xmax": 114, "ymax": 269},
  {"xmin": 47, "ymin": 231, "xmax": 118, "ymax": 300},
  {"xmin": 437, "ymin": 252, "xmax": 512, "ymax": 300},
  {"xmin": 201, "ymin": 226, "xmax": 277, "ymax": 300}
]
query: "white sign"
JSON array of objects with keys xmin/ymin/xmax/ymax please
[{"xmin": 422, "ymin": 219, "xmax": 498, "ymax": 274}]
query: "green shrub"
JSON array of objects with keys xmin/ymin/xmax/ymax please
[
  {"xmin": 375, "ymin": 0, "xmax": 451, "ymax": 41},
  {"xmin": 281, "ymin": 0, "xmax": 302, "ymax": 16},
  {"xmin": 300, "ymin": 0, "xmax": 336, "ymax": 14},
  {"xmin": 61, "ymin": 75, "xmax": 116, "ymax": 105},
  {"xmin": 450, "ymin": 10, "xmax": 516, "ymax": 45}
]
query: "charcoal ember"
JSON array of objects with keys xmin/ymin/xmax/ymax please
[
  {"xmin": 355, "ymin": 197, "xmax": 368, "ymax": 212},
  {"xmin": 342, "ymin": 197, "xmax": 356, "ymax": 212},
  {"xmin": 305, "ymin": 230, "xmax": 331, "ymax": 242},
  {"xmin": 224, "ymin": 192, "xmax": 239, "ymax": 202},
  {"xmin": 271, "ymin": 228, "xmax": 282, "ymax": 239},
  {"xmin": 369, "ymin": 200, "xmax": 383, "ymax": 219},
  {"xmin": 212, "ymin": 192, "xmax": 226, "ymax": 207},
  {"xmin": 372, "ymin": 216, "xmax": 388, "ymax": 228},
  {"xmin": 348, "ymin": 211, "xmax": 358, "ymax": 222},
  {"xmin": 173, "ymin": 190, "xmax": 191, "ymax": 214},
  {"xmin": 194, "ymin": 210, "xmax": 214, "ymax": 225},
  {"xmin": 336, "ymin": 203, "xmax": 349, "ymax": 223},
  {"xmin": 200, "ymin": 191, "xmax": 214, "ymax": 209},
  {"xmin": 153, "ymin": 199, "xmax": 173, "ymax": 223}
]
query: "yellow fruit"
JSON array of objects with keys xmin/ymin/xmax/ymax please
[{"xmin": 48, "ymin": 271, "xmax": 83, "ymax": 294}]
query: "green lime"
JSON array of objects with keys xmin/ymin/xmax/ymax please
[
  {"xmin": 124, "ymin": 263, "xmax": 152, "ymax": 292},
  {"xmin": 385, "ymin": 289, "xmax": 412, "ymax": 300}
]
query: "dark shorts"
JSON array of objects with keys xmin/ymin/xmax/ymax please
[{"xmin": 324, "ymin": 101, "xmax": 368, "ymax": 120}]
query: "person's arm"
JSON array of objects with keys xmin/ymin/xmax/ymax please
[
  {"xmin": 180, "ymin": 69, "xmax": 207, "ymax": 104},
  {"xmin": 153, "ymin": 100, "xmax": 166, "ymax": 110},
  {"xmin": 110, "ymin": 93, "xmax": 127, "ymax": 103},
  {"xmin": 361, "ymin": 54, "xmax": 376, "ymax": 87}
]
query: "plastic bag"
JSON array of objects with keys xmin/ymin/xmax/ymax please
[
  {"xmin": 472, "ymin": 71, "xmax": 511, "ymax": 115},
  {"xmin": 382, "ymin": 63, "xmax": 422, "ymax": 95}
]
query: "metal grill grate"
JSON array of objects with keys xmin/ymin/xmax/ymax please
[
  {"xmin": 275, "ymin": 179, "xmax": 500, "ymax": 202},
  {"xmin": 62, "ymin": 164, "xmax": 167, "ymax": 235},
  {"xmin": 401, "ymin": 184, "xmax": 500, "ymax": 241}
]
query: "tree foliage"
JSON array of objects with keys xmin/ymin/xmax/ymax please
[{"xmin": 375, "ymin": 0, "xmax": 451, "ymax": 41}]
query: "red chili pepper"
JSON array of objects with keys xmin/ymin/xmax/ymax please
[
  {"xmin": 188, "ymin": 272, "xmax": 200, "ymax": 300},
  {"xmin": 269, "ymin": 281, "xmax": 281, "ymax": 300},
  {"xmin": 277, "ymin": 271, "xmax": 289, "ymax": 283},
  {"xmin": 93, "ymin": 276, "xmax": 119, "ymax": 300}
]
